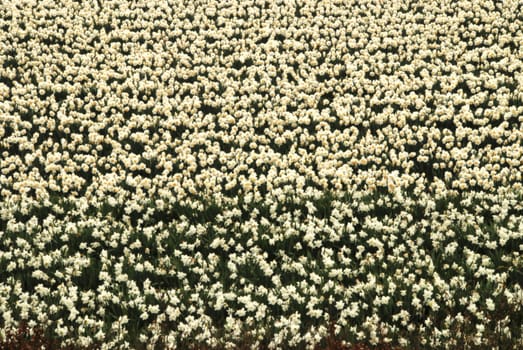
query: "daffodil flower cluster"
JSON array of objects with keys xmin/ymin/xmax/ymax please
[{"xmin": 1, "ymin": 0, "xmax": 523, "ymax": 349}]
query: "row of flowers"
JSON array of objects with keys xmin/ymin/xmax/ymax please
[
  {"xmin": 1, "ymin": 188, "xmax": 523, "ymax": 348},
  {"xmin": 1, "ymin": 0, "xmax": 522, "ymax": 205}
]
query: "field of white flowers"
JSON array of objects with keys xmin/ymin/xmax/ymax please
[{"xmin": 1, "ymin": 0, "xmax": 523, "ymax": 349}]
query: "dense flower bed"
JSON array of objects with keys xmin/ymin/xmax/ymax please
[{"xmin": 1, "ymin": 0, "xmax": 523, "ymax": 349}]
